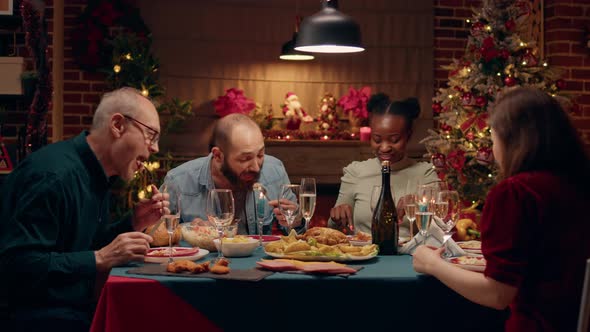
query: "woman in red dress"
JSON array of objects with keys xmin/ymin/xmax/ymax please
[{"xmin": 413, "ymin": 87, "xmax": 590, "ymax": 331}]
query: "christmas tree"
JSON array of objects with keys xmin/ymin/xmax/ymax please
[{"xmin": 424, "ymin": 0, "xmax": 571, "ymax": 205}]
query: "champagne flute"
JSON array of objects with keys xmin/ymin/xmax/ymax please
[
  {"xmin": 279, "ymin": 184, "xmax": 300, "ymax": 234},
  {"xmin": 436, "ymin": 190, "xmax": 460, "ymax": 257},
  {"xmin": 416, "ymin": 184, "xmax": 437, "ymax": 244},
  {"xmin": 300, "ymin": 178, "xmax": 316, "ymax": 229},
  {"xmin": 162, "ymin": 183, "xmax": 180, "ymax": 264},
  {"xmin": 207, "ymin": 189, "xmax": 235, "ymax": 263},
  {"xmin": 415, "ymin": 211, "xmax": 433, "ymax": 245}
]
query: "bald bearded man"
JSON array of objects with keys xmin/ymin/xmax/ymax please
[{"xmin": 162, "ymin": 113, "xmax": 304, "ymax": 235}]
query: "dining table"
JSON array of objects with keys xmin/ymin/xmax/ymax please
[{"xmin": 90, "ymin": 247, "xmax": 507, "ymax": 332}]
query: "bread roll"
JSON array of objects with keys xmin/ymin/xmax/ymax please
[{"xmin": 145, "ymin": 222, "xmax": 181, "ymax": 247}]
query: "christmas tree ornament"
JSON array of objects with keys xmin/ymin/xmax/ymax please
[
  {"xmin": 431, "ymin": 153, "xmax": 447, "ymax": 170},
  {"xmin": 504, "ymin": 19, "xmax": 516, "ymax": 31},
  {"xmin": 504, "ymin": 76, "xmax": 517, "ymax": 87},
  {"xmin": 465, "ymin": 131, "xmax": 475, "ymax": 141},
  {"xmin": 432, "ymin": 102, "xmax": 443, "ymax": 114},
  {"xmin": 475, "ymin": 96, "xmax": 487, "ymax": 107},
  {"xmin": 476, "ymin": 147, "xmax": 494, "ymax": 165},
  {"xmin": 317, "ymin": 93, "xmax": 339, "ymax": 132}
]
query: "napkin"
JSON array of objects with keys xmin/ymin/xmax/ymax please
[
  {"xmin": 256, "ymin": 259, "xmax": 362, "ymax": 276},
  {"xmin": 399, "ymin": 220, "xmax": 466, "ymax": 256},
  {"xmin": 127, "ymin": 264, "xmax": 274, "ymax": 282}
]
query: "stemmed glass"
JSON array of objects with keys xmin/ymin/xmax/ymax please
[
  {"xmin": 416, "ymin": 184, "xmax": 437, "ymax": 244},
  {"xmin": 300, "ymin": 178, "xmax": 317, "ymax": 229},
  {"xmin": 162, "ymin": 183, "xmax": 181, "ymax": 264},
  {"xmin": 436, "ymin": 190, "xmax": 460, "ymax": 257},
  {"xmin": 278, "ymin": 184, "xmax": 300, "ymax": 234},
  {"xmin": 206, "ymin": 189, "xmax": 235, "ymax": 263},
  {"xmin": 254, "ymin": 189, "xmax": 267, "ymax": 247}
]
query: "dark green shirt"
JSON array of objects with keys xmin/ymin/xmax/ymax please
[{"xmin": 0, "ymin": 131, "xmax": 132, "ymax": 320}]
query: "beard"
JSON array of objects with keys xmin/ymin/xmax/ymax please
[{"xmin": 220, "ymin": 160, "xmax": 261, "ymax": 190}]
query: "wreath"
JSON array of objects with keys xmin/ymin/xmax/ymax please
[{"xmin": 71, "ymin": 0, "xmax": 150, "ymax": 71}]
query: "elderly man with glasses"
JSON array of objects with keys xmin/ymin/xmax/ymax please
[{"xmin": 0, "ymin": 87, "xmax": 169, "ymax": 332}]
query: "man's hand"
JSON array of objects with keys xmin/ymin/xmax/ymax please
[
  {"xmin": 268, "ymin": 199, "xmax": 302, "ymax": 229},
  {"xmin": 132, "ymin": 184, "xmax": 170, "ymax": 231},
  {"xmin": 95, "ymin": 232, "xmax": 153, "ymax": 272},
  {"xmin": 412, "ymin": 245, "xmax": 445, "ymax": 275},
  {"xmin": 330, "ymin": 204, "xmax": 353, "ymax": 230}
]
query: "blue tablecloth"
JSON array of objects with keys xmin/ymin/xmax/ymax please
[{"xmin": 112, "ymin": 248, "xmax": 507, "ymax": 331}]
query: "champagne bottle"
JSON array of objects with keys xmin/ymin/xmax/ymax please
[{"xmin": 371, "ymin": 160, "xmax": 398, "ymax": 255}]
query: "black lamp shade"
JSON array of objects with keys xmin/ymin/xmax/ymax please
[
  {"xmin": 295, "ymin": 0, "xmax": 364, "ymax": 53},
  {"xmin": 280, "ymin": 32, "xmax": 314, "ymax": 61}
]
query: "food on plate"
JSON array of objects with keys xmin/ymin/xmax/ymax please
[
  {"xmin": 451, "ymin": 256, "xmax": 486, "ymax": 266},
  {"xmin": 349, "ymin": 231, "xmax": 371, "ymax": 242},
  {"xmin": 264, "ymin": 230, "xmax": 378, "ymax": 259},
  {"xmin": 210, "ymin": 258, "xmax": 230, "ymax": 274},
  {"xmin": 166, "ymin": 260, "xmax": 210, "ymax": 274},
  {"xmin": 301, "ymin": 227, "xmax": 348, "ymax": 245},
  {"xmin": 455, "ymin": 218, "xmax": 481, "ymax": 241},
  {"xmin": 145, "ymin": 222, "xmax": 181, "ymax": 247},
  {"xmin": 181, "ymin": 225, "xmax": 218, "ymax": 252},
  {"xmin": 147, "ymin": 247, "xmax": 199, "ymax": 257},
  {"xmin": 222, "ymin": 236, "xmax": 250, "ymax": 243}
]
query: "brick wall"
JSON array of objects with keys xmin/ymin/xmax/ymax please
[
  {"xmin": 2, "ymin": 0, "xmax": 590, "ymax": 154},
  {"xmin": 434, "ymin": 0, "xmax": 590, "ymax": 147}
]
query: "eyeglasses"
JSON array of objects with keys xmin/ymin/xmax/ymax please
[{"xmin": 123, "ymin": 115, "xmax": 160, "ymax": 146}]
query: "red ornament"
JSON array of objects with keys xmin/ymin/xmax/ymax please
[
  {"xmin": 505, "ymin": 19, "xmax": 516, "ymax": 31},
  {"xmin": 465, "ymin": 131, "xmax": 475, "ymax": 141},
  {"xmin": 504, "ymin": 76, "xmax": 517, "ymax": 87},
  {"xmin": 440, "ymin": 123, "xmax": 452, "ymax": 132},
  {"xmin": 475, "ymin": 96, "xmax": 487, "ymax": 107},
  {"xmin": 556, "ymin": 79, "xmax": 566, "ymax": 90},
  {"xmin": 476, "ymin": 147, "xmax": 494, "ymax": 165},
  {"xmin": 432, "ymin": 102, "xmax": 443, "ymax": 114},
  {"xmin": 431, "ymin": 153, "xmax": 447, "ymax": 170},
  {"xmin": 462, "ymin": 92, "xmax": 473, "ymax": 105},
  {"xmin": 499, "ymin": 49, "xmax": 510, "ymax": 59}
]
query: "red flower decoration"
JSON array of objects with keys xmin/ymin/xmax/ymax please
[
  {"xmin": 213, "ymin": 88, "xmax": 256, "ymax": 118},
  {"xmin": 447, "ymin": 150, "xmax": 466, "ymax": 173},
  {"xmin": 337, "ymin": 86, "xmax": 371, "ymax": 119}
]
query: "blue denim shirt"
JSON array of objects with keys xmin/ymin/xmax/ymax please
[{"xmin": 162, "ymin": 153, "xmax": 296, "ymax": 235}]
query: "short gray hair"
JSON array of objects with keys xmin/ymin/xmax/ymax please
[{"xmin": 91, "ymin": 87, "xmax": 147, "ymax": 130}]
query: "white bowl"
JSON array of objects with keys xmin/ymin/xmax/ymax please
[{"xmin": 213, "ymin": 237, "xmax": 259, "ymax": 257}]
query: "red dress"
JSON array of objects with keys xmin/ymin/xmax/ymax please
[{"xmin": 480, "ymin": 171, "xmax": 590, "ymax": 332}]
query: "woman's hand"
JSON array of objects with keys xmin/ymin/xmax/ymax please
[
  {"xmin": 412, "ymin": 245, "xmax": 445, "ymax": 275},
  {"xmin": 330, "ymin": 204, "xmax": 353, "ymax": 230}
]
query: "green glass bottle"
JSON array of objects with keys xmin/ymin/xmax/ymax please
[{"xmin": 371, "ymin": 160, "xmax": 398, "ymax": 255}]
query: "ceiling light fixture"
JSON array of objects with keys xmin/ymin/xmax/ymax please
[
  {"xmin": 280, "ymin": 16, "xmax": 315, "ymax": 61},
  {"xmin": 295, "ymin": 0, "xmax": 364, "ymax": 54}
]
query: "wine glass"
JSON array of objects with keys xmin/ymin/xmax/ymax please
[
  {"xmin": 278, "ymin": 184, "xmax": 300, "ymax": 233},
  {"xmin": 300, "ymin": 178, "xmax": 316, "ymax": 229},
  {"xmin": 436, "ymin": 190, "xmax": 460, "ymax": 257},
  {"xmin": 416, "ymin": 184, "xmax": 437, "ymax": 244},
  {"xmin": 206, "ymin": 189, "xmax": 235, "ymax": 263},
  {"xmin": 253, "ymin": 188, "xmax": 267, "ymax": 247},
  {"xmin": 162, "ymin": 183, "xmax": 181, "ymax": 264}
]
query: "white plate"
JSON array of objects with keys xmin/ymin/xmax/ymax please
[
  {"xmin": 446, "ymin": 256, "xmax": 486, "ymax": 272},
  {"xmin": 144, "ymin": 248, "xmax": 209, "ymax": 263},
  {"xmin": 264, "ymin": 250, "xmax": 377, "ymax": 262}
]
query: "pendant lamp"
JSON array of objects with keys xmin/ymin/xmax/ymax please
[
  {"xmin": 295, "ymin": 0, "xmax": 364, "ymax": 54},
  {"xmin": 280, "ymin": 16, "xmax": 315, "ymax": 61}
]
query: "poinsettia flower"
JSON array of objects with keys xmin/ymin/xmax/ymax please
[
  {"xmin": 337, "ymin": 86, "xmax": 371, "ymax": 119},
  {"xmin": 213, "ymin": 88, "xmax": 256, "ymax": 118}
]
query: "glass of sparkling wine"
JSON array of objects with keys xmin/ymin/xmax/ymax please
[
  {"xmin": 207, "ymin": 189, "xmax": 235, "ymax": 263},
  {"xmin": 415, "ymin": 211, "xmax": 433, "ymax": 245},
  {"xmin": 162, "ymin": 183, "xmax": 181, "ymax": 264},
  {"xmin": 279, "ymin": 184, "xmax": 300, "ymax": 233},
  {"xmin": 436, "ymin": 190, "xmax": 460, "ymax": 257},
  {"xmin": 300, "ymin": 178, "xmax": 316, "ymax": 229}
]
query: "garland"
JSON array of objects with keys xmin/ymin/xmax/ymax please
[
  {"xmin": 21, "ymin": 0, "xmax": 52, "ymax": 155},
  {"xmin": 263, "ymin": 129, "xmax": 359, "ymax": 141}
]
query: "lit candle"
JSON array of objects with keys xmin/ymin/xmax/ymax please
[
  {"xmin": 419, "ymin": 196, "xmax": 428, "ymax": 212},
  {"xmin": 360, "ymin": 126, "xmax": 371, "ymax": 141}
]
